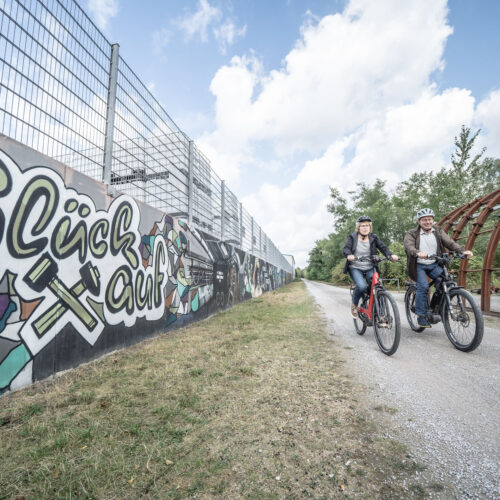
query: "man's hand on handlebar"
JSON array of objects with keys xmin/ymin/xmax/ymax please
[{"xmin": 391, "ymin": 254, "xmax": 399, "ymax": 261}]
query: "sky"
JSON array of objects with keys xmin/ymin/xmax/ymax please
[{"xmin": 85, "ymin": 0, "xmax": 500, "ymax": 268}]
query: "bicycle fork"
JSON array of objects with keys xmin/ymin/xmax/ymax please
[
  {"xmin": 441, "ymin": 284, "xmax": 467, "ymax": 322},
  {"xmin": 373, "ymin": 289, "xmax": 389, "ymax": 327}
]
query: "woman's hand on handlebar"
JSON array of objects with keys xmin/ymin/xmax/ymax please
[
  {"xmin": 347, "ymin": 254, "xmax": 355, "ymax": 261},
  {"xmin": 462, "ymin": 250, "xmax": 473, "ymax": 258},
  {"xmin": 391, "ymin": 254, "xmax": 399, "ymax": 261}
]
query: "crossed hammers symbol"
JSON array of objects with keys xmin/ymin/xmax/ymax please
[{"xmin": 23, "ymin": 253, "xmax": 101, "ymax": 338}]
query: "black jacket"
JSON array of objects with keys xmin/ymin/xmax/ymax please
[{"xmin": 342, "ymin": 232, "xmax": 392, "ymax": 274}]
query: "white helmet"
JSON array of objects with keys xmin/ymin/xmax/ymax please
[{"xmin": 416, "ymin": 208, "xmax": 435, "ymax": 220}]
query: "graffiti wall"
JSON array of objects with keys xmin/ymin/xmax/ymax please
[{"xmin": 0, "ymin": 138, "xmax": 292, "ymax": 394}]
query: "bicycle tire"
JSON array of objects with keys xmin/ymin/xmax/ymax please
[
  {"xmin": 353, "ymin": 315, "xmax": 367, "ymax": 335},
  {"xmin": 442, "ymin": 288, "xmax": 484, "ymax": 352},
  {"xmin": 373, "ymin": 290, "xmax": 401, "ymax": 356},
  {"xmin": 404, "ymin": 285, "xmax": 425, "ymax": 332}
]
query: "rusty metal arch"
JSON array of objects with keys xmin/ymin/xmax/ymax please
[{"xmin": 438, "ymin": 188, "xmax": 500, "ymax": 316}]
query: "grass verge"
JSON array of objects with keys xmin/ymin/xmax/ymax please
[{"xmin": 0, "ymin": 281, "xmax": 431, "ymax": 499}]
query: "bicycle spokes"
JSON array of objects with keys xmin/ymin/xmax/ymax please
[
  {"xmin": 373, "ymin": 291, "xmax": 400, "ymax": 356},
  {"xmin": 442, "ymin": 289, "xmax": 483, "ymax": 352}
]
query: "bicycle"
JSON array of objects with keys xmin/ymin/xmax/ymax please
[
  {"xmin": 404, "ymin": 252, "xmax": 484, "ymax": 352},
  {"xmin": 349, "ymin": 256, "xmax": 401, "ymax": 356}
]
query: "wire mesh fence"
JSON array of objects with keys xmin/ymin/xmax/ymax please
[{"xmin": 0, "ymin": 0, "xmax": 292, "ymax": 273}]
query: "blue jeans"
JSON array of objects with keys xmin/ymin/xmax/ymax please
[
  {"xmin": 415, "ymin": 262, "xmax": 443, "ymax": 316},
  {"xmin": 349, "ymin": 267, "xmax": 374, "ymax": 306}
]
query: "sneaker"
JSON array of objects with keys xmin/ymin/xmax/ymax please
[
  {"xmin": 417, "ymin": 316, "xmax": 431, "ymax": 328},
  {"xmin": 351, "ymin": 304, "xmax": 359, "ymax": 317}
]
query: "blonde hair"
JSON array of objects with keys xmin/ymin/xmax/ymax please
[{"xmin": 356, "ymin": 221, "xmax": 372, "ymax": 233}]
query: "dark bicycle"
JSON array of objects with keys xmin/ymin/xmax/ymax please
[
  {"xmin": 349, "ymin": 256, "xmax": 401, "ymax": 356},
  {"xmin": 404, "ymin": 252, "xmax": 484, "ymax": 352}
]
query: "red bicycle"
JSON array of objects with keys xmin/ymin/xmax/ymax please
[{"xmin": 350, "ymin": 256, "xmax": 401, "ymax": 355}]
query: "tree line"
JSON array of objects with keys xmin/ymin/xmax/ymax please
[{"xmin": 299, "ymin": 127, "xmax": 500, "ymax": 287}]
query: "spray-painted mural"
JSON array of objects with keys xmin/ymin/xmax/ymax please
[{"xmin": 0, "ymin": 148, "xmax": 291, "ymax": 394}]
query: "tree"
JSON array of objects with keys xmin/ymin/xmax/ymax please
[
  {"xmin": 428, "ymin": 125, "xmax": 486, "ymax": 214},
  {"xmin": 306, "ymin": 126, "xmax": 498, "ymax": 284}
]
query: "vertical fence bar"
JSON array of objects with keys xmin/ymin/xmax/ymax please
[
  {"xmin": 239, "ymin": 202, "xmax": 243, "ymax": 246},
  {"xmin": 103, "ymin": 43, "xmax": 119, "ymax": 185},
  {"xmin": 188, "ymin": 139, "xmax": 194, "ymax": 227},
  {"xmin": 251, "ymin": 217, "xmax": 254, "ymax": 254},
  {"xmin": 220, "ymin": 180, "xmax": 226, "ymax": 242}
]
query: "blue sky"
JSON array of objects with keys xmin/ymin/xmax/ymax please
[{"xmin": 87, "ymin": 0, "xmax": 500, "ymax": 267}]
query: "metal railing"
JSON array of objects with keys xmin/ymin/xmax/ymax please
[{"xmin": 0, "ymin": 0, "xmax": 292, "ymax": 273}]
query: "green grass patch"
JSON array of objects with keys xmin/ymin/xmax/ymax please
[{"xmin": 0, "ymin": 281, "xmax": 436, "ymax": 498}]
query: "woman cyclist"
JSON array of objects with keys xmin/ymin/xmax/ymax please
[{"xmin": 343, "ymin": 216, "xmax": 399, "ymax": 317}]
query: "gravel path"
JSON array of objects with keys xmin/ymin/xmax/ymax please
[{"xmin": 304, "ymin": 279, "xmax": 500, "ymax": 499}]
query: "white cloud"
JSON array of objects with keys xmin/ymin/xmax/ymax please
[
  {"xmin": 197, "ymin": 53, "xmax": 263, "ymax": 182},
  {"xmin": 152, "ymin": 28, "xmax": 172, "ymax": 53},
  {"xmin": 203, "ymin": 0, "xmax": 452, "ymax": 171},
  {"xmin": 474, "ymin": 89, "xmax": 500, "ymax": 157},
  {"xmin": 196, "ymin": 0, "xmax": 467, "ymax": 267},
  {"xmin": 87, "ymin": 0, "xmax": 119, "ymax": 30},
  {"xmin": 243, "ymin": 88, "xmax": 475, "ymax": 267},
  {"xmin": 214, "ymin": 21, "xmax": 247, "ymax": 55},
  {"xmin": 175, "ymin": 0, "xmax": 246, "ymax": 54},
  {"xmin": 178, "ymin": 0, "xmax": 220, "ymax": 42}
]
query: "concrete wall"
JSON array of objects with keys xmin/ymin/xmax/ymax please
[{"xmin": 0, "ymin": 136, "xmax": 292, "ymax": 394}]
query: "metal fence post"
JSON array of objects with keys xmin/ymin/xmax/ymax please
[
  {"xmin": 251, "ymin": 217, "xmax": 254, "ymax": 254},
  {"xmin": 103, "ymin": 43, "xmax": 119, "ymax": 185},
  {"xmin": 221, "ymin": 180, "xmax": 226, "ymax": 242},
  {"xmin": 188, "ymin": 139, "xmax": 194, "ymax": 226},
  {"xmin": 239, "ymin": 202, "xmax": 243, "ymax": 247}
]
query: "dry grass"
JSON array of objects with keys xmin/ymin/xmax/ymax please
[{"xmin": 0, "ymin": 281, "xmax": 432, "ymax": 499}]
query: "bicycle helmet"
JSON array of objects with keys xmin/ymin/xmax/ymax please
[
  {"xmin": 416, "ymin": 208, "xmax": 435, "ymax": 220},
  {"xmin": 356, "ymin": 215, "xmax": 372, "ymax": 223}
]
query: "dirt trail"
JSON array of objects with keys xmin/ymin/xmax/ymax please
[{"xmin": 304, "ymin": 279, "xmax": 500, "ymax": 499}]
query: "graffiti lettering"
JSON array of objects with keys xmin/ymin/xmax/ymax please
[
  {"xmin": 51, "ymin": 217, "xmax": 88, "ymax": 263},
  {"xmin": 0, "ymin": 160, "xmax": 13, "ymax": 245},
  {"xmin": 135, "ymin": 270, "xmax": 153, "ymax": 310},
  {"xmin": 107, "ymin": 265, "xmax": 134, "ymax": 314},
  {"xmin": 0, "ymin": 148, "xmax": 292, "ymax": 396},
  {"xmin": 106, "ymin": 240, "xmax": 166, "ymax": 315},
  {"xmin": 89, "ymin": 219, "xmax": 109, "ymax": 258},
  {"xmin": 154, "ymin": 240, "xmax": 165, "ymax": 308},
  {"xmin": 7, "ymin": 175, "xmax": 59, "ymax": 258},
  {"xmin": 110, "ymin": 201, "xmax": 139, "ymax": 269}
]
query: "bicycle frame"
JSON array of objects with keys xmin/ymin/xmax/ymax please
[
  {"xmin": 404, "ymin": 251, "xmax": 484, "ymax": 352},
  {"xmin": 357, "ymin": 270, "xmax": 382, "ymax": 321},
  {"xmin": 427, "ymin": 257, "xmax": 463, "ymax": 322}
]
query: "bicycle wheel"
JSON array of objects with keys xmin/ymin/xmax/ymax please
[
  {"xmin": 442, "ymin": 288, "xmax": 484, "ymax": 352},
  {"xmin": 353, "ymin": 314, "xmax": 367, "ymax": 335},
  {"xmin": 404, "ymin": 285, "xmax": 425, "ymax": 332},
  {"xmin": 373, "ymin": 290, "xmax": 401, "ymax": 356}
]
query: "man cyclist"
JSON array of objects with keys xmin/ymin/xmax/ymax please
[
  {"xmin": 343, "ymin": 216, "xmax": 399, "ymax": 317},
  {"xmin": 404, "ymin": 208, "xmax": 472, "ymax": 328}
]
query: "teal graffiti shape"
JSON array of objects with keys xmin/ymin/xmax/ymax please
[
  {"xmin": 191, "ymin": 292, "xmax": 199, "ymax": 312},
  {"xmin": 0, "ymin": 344, "xmax": 31, "ymax": 390}
]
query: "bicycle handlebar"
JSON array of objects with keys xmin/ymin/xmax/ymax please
[
  {"xmin": 350, "ymin": 255, "xmax": 399, "ymax": 264},
  {"xmin": 426, "ymin": 252, "xmax": 469, "ymax": 263}
]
